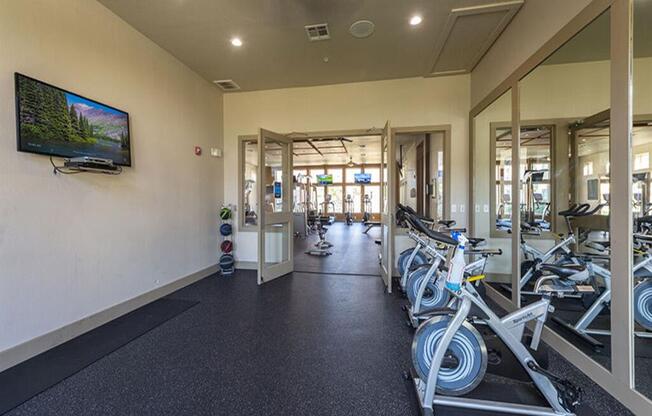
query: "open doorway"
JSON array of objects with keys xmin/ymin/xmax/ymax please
[
  {"xmin": 292, "ymin": 135, "xmax": 383, "ymax": 275},
  {"xmin": 394, "ymin": 131, "xmax": 447, "ymax": 220},
  {"xmin": 392, "ymin": 128, "xmax": 450, "ymax": 283}
]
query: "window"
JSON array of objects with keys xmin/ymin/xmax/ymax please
[
  {"xmin": 365, "ymin": 185, "xmax": 380, "ymax": 212},
  {"xmin": 314, "ymin": 186, "xmax": 325, "ymax": 212},
  {"xmin": 345, "ymin": 168, "xmax": 361, "ymax": 183},
  {"xmin": 328, "ymin": 186, "xmax": 343, "ymax": 213},
  {"xmin": 310, "ymin": 168, "xmax": 325, "ymax": 183},
  {"xmin": 583, "ymin": 161, "xmax": 593, "ymax": 176},
  {"xmin": 345, "ymin": 185, "xmax": 362, "ymax": 213},
  {"xmin": 364, "ymin": 167, "xmax": 380, "ymax": 183},
  {"xmin": 587, "ymin": 178, "xmax": 599, "ymax": 200},
  {"xmin": 634, "ymin": 153, "xmax": 649, "ymax": 171},
  {"xmin": 293, "ymin": 169, "xmax": 308, "ymax": 179},
  {"xmin": 327, "ymin": 168, "xmax": 343, "ymax": 183}
]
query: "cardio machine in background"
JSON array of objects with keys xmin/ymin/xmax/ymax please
[
  {"xmin": 362, "ymin": 193, "xmax": 372, "ymax": 223},
  {"xmin": 344, "ymin": 194, "xmax": 354, "ymax": 225}
]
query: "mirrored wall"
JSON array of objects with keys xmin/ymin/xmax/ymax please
[
  {"xmin": 519, "ymin": 9, "xmax": 612, "ymax": 369},
  {"xmin": 471, "ymin": 1, "xmax": 652, "ymax": 411},
  {"xmin": 633, "ymin": 0, "xmax": 652, "ymax": 400},
  {"xmin": 472, "ymin": 89, "xmax": 513, "ymax": 292}
]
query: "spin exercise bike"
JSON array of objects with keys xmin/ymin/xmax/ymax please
[
  {"xmin": 405, "ymin": 212, "xmax": 581, "ymax": 416},
  {"xmin": 399, "ymin": 207, "xmax": 501, "ymax": 328}
]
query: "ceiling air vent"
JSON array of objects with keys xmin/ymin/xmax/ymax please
[
  {"xmin": 305, "ymin": 23, "xmax": 330, "ymax": 41},
  {"xmin": 213, "ymin": 79, "xmax": 241, "ymax": 91}
]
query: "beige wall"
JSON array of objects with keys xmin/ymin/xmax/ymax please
[
  {"xmin": 471, "ymin": 0, "xmax": 593, "ymax": 107},
  {"xmin": 0, "ymin": 0, "xmax": 223, "ymax": 356},
  {"xmin": 223, "ymin": 75, "xmax": 470, "ymax": 262}
]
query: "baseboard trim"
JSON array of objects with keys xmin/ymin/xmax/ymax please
[
  {"xmin": 235, "ymin": 261, "xmax": 257, "ymax": 270},
  {"xmin": 0, "ymin": 264, "xmax": 218, "ymax": 373}
]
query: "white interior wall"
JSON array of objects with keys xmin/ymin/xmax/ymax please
[
  {"xmin": 0, "ymin": 0, "xmax": 223, "ymax": 359},
  {"xmin": 223, "ymin": 75, "xmax": 470, "ymax": 263}
]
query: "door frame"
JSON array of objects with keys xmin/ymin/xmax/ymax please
[
  {"xmin": 392, "ymin": 125, "xmax": 452, "ymax": 222},
  {"xmin": 239, "ymin": 125, "xmax": 452, "ymax": 287}
]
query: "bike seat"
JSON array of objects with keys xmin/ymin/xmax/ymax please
[
  {"xmin": 467, "ymin": 237, "xmax": 485, "ymax": 247},
  {"xmin": 540, "ymin": 264, "xmax": 589, "ymax": 282},
  {"xmin": 634, "ymin": 267, "xmax": 652, "ymax": 278},
  {"xmin": 438, "ymin": 219, "xmax": 456, "ymax": 228},
  {"xmin": 637, "ymin": 215, "xmax": 652, "ymax": 225}
]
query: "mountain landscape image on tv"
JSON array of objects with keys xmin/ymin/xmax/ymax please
[{"xmin": 16, "ymin": 73, "xmax": 131, "ymax": 166}]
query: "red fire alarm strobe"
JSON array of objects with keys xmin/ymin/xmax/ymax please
[{"xmin": 194, "ymin": 146, "xmax": 202, "ymax": 156}]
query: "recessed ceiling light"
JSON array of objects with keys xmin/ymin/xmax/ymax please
[
  {"xmin": 410, "ymin": 15, "xmax": 422, "ymax": 26},
  {"xmin": 231, "ymin": 37, "xmax": 243, "ymax": 47}
]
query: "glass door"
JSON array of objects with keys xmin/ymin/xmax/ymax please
[{"xmin": 257, "ymin": 129, "xmax": 294, "ymax": 284}]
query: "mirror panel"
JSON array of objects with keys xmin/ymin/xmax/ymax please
[
  {"xmin": 633, "ymin": 0, "xmax": 652, "ymax": 399},
  {"xmin": 519, "ymin": 10, "xmax": 611, "ymax": 369},
  {"xmin": 242, "ymin": 138, "xmax": 259, "ymax": 226},
  {"xmin": 473, "ymin": 89, "xmax": 513, "ymax": 297}
]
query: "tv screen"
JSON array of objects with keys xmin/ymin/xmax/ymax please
[
  {"xmin": 15, "ymin": 73, "xmax": 131, "ymax": 166},
  {"xmin": 354, "ymin": 173, "xmax": 371, "ymax": 184},
  {"xmin": 316, "ymin": 174, "xmax": 332, "ymax": 185}
]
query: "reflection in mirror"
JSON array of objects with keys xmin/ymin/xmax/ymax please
[
  {"xmin": 494, "ymin": 126, "xmax": 513, "ymax": 231},
  {"xmin": 264, "ymin": 139, "xmax": 287, "ymax": 213},
  {"xmin": 633, "ymin": 0, "xmax": 652, "ymax": 400},
  {"xmin": 520, "ymin": 126, "xmax": 553, "ymax": 231},
  {"xmin": 395, "ymin": 132, "xmax": 446, "ymax": 228},
  {"xmin": 473, "ymin": 89, "xmax": 513, "ymax": 296},
  {"xmin": 519, "ymin": 10, "xmax": 611, "ymax": 369},
  {"xmin": 243, "ymin": 139, "xmax": 258, "ymax": 226}
]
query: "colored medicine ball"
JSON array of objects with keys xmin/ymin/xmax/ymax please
[
  {"xmin": 219, "ymin": 253, "xmax": 235, "ymax": 269},
  {"xmin": 221, "ymin": 240, "xmax": 233, "ymax": 253},
  {"xmin": 220, "ymin": 223, "xmax": 233, "ymax": 236},
  {"xmin": 220, "ymin": 207, "xmax": 232, "ymax": 220}
]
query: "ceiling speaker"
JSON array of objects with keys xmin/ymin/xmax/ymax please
[{"xmin": 349, "ymin": 20, "xmax": 375, "ymax": 39}]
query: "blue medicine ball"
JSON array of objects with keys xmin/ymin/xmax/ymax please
[
  {"xmin": 220, "ymin": 223, "xmax": 233, "ymax": 236},
  {"xmin": 219, "ymin": 253, "xmax": 235, "ymax": 269}
]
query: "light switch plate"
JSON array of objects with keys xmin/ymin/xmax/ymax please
[
  {"xmin": 211, "ymin": 148, "xmax": 222, "ymax": 157},
  {"xmin": 451, "ymin": 204, "xmax": 457, "ymax": 213}
]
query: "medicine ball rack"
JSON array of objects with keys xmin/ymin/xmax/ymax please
[{"xmin": 219, "ymin": 204, "xmax": 235, "ymax": 276}]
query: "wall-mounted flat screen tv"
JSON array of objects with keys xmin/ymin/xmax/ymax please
[
  {"xmin": 15, "ymin": 73, "xmax": 131, "ymax": 166},
  {"xmin": 354, "ymin": 173, "xmax": 371, "ymax": 184},
  {"xmin": 316, "ymin": 174, "xmax": 332, "ymax": 185}
]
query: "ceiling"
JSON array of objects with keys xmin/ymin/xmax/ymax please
[
  {"xmin": 98, "ymin": 0, "xmax": 523, "ymax": 91},
  {"xmin": 293, "ymin": 135, "xmax": 381, "ymax": 166}
]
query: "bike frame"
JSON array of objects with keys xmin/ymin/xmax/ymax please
[
  {"xmin": 413, "ymin": 287, "xmax": 573, "ymax": 416},
  {"xmin": 520, "ymin": 234, "xmax": 576, "ymax": 290}
]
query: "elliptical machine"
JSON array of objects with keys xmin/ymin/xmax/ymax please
[
  {"xmin": 362, "ymin": 194, "xmax": 372, "ymax": 223},
  {"xmin": 344, "ymin": 194, "xmax": 354, "ymax": 226}
]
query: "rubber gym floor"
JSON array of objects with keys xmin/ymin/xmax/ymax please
[{"xmin": 1, "ymin": 264, "xmax": 633, "ymax": 416}]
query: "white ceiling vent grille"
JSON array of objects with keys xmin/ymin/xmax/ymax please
[
  {"xmin": 213, "ymin": 79, "xmax": 241, "ymax": 91},
  {"xmin": 305, "ymin": 23, "xmax": 330, "ymax": 41}
]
